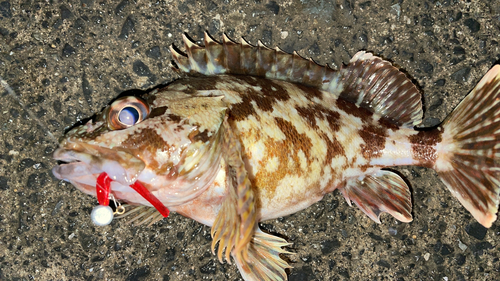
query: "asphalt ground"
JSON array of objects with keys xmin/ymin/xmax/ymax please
[{"xmin": 1, "ymin": 0, "xmax": 500, "ymax": 280}]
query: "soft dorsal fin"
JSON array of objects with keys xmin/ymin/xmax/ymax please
[
  {"xmin": 337, "ymin": 52, "xmax": 423, "ymax": 127},
  {"xmin": 170, "ymin": 32, "xmax": 423, "ymax": 127}
]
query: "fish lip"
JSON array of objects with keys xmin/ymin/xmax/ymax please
[
  {"xmin": 53, "ymin": 148, "xmax": 85, "ymax": 164},
  {"xmin": 52, "ymin": 143, "xmax": 146, "ymax": 186}
]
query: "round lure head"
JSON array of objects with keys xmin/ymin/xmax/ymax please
[{"xmin": 53, "ymin": 88, "xmax": 227, "ymax": 208}]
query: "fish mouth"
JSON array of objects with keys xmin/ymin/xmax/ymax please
[
  {"xmin": 52, "ymin": 143, "xmax": 146, "ymax": 192},
  {"xmin": 53, "ymin": 143, "xmax": 172, "ymax": 218}
]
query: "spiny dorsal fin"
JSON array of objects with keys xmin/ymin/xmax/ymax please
[
  {"xmin": 170, "ymin": 32, "xmax": 339, "ymax": 89},
  {"xmin": 170, "ymin": 32, "xmax": 423, "ymax": 127}
]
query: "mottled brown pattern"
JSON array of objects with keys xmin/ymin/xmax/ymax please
[
  {"xmin": 323, "ymin": 133, "xmax": 345, "ymax": 160},
  {"xmin": 143, "ymin": 91, "xmax": 157, "ymax": 104},
  {"xmin": 408, "ymin": 127, "xmax": 443, "ymax": 145},
  {"xmin": 378, "ymin": 116, "xmax": 401, "ymax": 131},
  {"xmin": 243, "ymin": 88, "xmax": 275, "ymax": 112},
  {"xmin": 359, "ymin": 125, "xmax": 387, "ymax": 160},
  {"xmin": 335, "ymin": 98, "xmax": 373, "ymax": 120},
  {"xmin": 174, "ymin": 124, "xmax": 185, "ymax": 132},
  {"xmin": 170, "ymin": 76, "xmax": 222, "ymax": 94},
  {"xmin": 358, "ymin": 163, "xmax": 371, "ymax": 172},
  {"xmin": 412, "ymin": 145, "xmax": 437, "ymax": 168},
  {"xmin": 319, "ymin": 131, "xmax": 345, "ymax": 183},
  {"xmin": 295, "ymin": 106, "xmax": 318, "ymax": 128},
  {"xmin": 167, "ymin": 114, "xmax": 182, "ymax": 123},
  {"xmin": 295, "ymin": 104, "xmax": 341, "ymax": 132},
  {"xmin": 274, "ymin": 117, "xmax": 312, "ymax": 162},
  {"xmin": 252, "ymin": 117, "xmax": 314, "ymax": 199},
  {"xmin": 293, "ymin": 83, "xmax": 323, "ymax": 101},
  {"xmin": 237, "ymin": 76, "xmax": 291, "ymax": 102},
  {"xmin": 225, "ymin": 76, "xmax": 291, "ymax": 118},
  {"xmin": 322, "ymin": 107, "xmax": 342, "ymax": 132},
  {"xmin": 119, "ymin": 128, "xmax": 175, "ymax": 174},
  {"xmin": 229, "ymin": 95, "xmax": 259, "ymax": 121},
  {"xmin": 229, "ymin": 77, "xmax": 292, "ymax": 121},
  {"xmin": 121, "ymin": 128, "xmax": 170, "ymax": 154},
  {"xmin": 251, "ymin": 138, "xmax": 289, "ymax": 200},
  {"xmin": 409, "ymin": 128, "xmax": 442, "ymax": 168},
  {"xmin": 189, "ymin": 129, "xmax": 211, "ymax": 143},
  {"xmin": 148, "ymin": 106, "xmax": 168, "ymax": 119}
]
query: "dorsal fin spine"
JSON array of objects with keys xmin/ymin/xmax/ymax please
[
  {"xmin": 257, "ymin": 40, "xmax": 274, "ymax": 77},
  {"xmin": 183, "ymin": 34, "xmax": 202, "ymax": 73},
  {"xmin": 275, "ymin": 47, "xmax": 292, "ymax": 80},
  {"xmin": 204, "ymin": 32, "xmax": 223, "ymax": 75},
  {"xmin": 222, "ymin": 34, "xmax": 242, "ymax": 74},
  {"xmin": 240, "ymin": 38, "xmax": 256, "ymax": 75},
  {"xmin": 169, "ymin": 45, "xmax": 190, "ymax": 73}
]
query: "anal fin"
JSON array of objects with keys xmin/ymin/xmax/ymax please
[{"xmin": 341, "ymin": 170, "xmax": 413, "ymax": 223}]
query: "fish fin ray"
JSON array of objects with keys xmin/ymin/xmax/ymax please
[
  {"xmin": 211, "ymin": 119, "xmax": 257, "ymax": 264},
  {"xmin": 234, "ymin": 228, "xmax": 293, "ymax": 281},
  {"xmin": 115, "ymin": 205, "xmax": 164, "ymax": 226},
  {"xmin": 436, "ymin": 65, "xmax": 500, "ymax": 228},
  {"xmin": 170, "ymin": 32, "xmax": 340, "ymax": 93},
  {"xmin": 342, "ymin": 170, "xmax": 413, "ymax": 223},
  {"xmin": 337, "ymin": 51, "xmax": 423, "ymax": 127}
]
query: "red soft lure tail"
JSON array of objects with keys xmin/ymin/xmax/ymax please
[
  {"xmin": 130, "ymin": 181, "xmax": 170, "ymax": 217},
  {"xmin": 96, "ymin": 172, "xmax": 170, "ymax": 218},
  {"xmin": 96, "ymin": 172, "xmax": 112, "ymax": 206}
]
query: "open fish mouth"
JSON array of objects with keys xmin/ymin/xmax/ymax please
[
  {"xmin": 52, "ymin": 159, "xmax": 100, "ymax": 196},
  {"xmin": 52, "ymin": 143, "xmax": 146, "ymax": 187},
  {"xmin": 53, "ymin": 144, "xmax": 171, "ymax": 218}
]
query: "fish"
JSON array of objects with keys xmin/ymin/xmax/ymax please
[{"xmin": 52, "ymin": 32, "xmax": 500, "ymax": 280}]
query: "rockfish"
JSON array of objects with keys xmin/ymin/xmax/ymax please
[{"xmin": 52, "ymin": 33, "xmax": 500, "ymax": 280}]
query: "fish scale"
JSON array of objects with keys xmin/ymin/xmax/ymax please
[{"xmin": 52, "ymin": 33, "xmax": 500, "ymax": 281}]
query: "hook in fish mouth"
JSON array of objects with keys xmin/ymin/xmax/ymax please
[
  {"xmin": 52, "ymin": 146, "xmax": 170, "ymax": 219},
  {"xmin": 95, "ymin": 171, "xmax": 170, "ymax": 218},
  {"xmin": 51, "ymin": 143, "xmax": 146, "ymax": 202}
]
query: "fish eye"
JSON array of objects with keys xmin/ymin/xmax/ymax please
[
  {"xmin": 118, "ymin": 106, "xmax": 140, "ymax": 126},
  {"xmin": 108, "ymin": 96, "xmax": 150, "ymax": 130}
]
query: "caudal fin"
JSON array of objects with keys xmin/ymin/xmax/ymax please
[{"xmin": 435, "ymin": 65, "xmax": 500, "ymax": 228}]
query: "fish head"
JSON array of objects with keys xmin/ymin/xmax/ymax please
[{"xmin": 52, "ymin": 88, "xmax": 227, "ymax": 206}]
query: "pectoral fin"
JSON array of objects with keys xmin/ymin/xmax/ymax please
[
  {"xmin": 341, "ymin": 170, "xmax": 413, "ymax": 223},
  {"xmin": 211, "ymin": 119, "xmax": 257, "ymax": 265}
]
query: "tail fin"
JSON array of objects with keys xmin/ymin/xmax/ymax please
[{"xmin": 435, "ymin": 65, "xmax": 500, "ymax": 228}]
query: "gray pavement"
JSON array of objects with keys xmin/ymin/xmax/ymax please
[{"xmin": 1, "ymin": 0, "xmax": 499, "ymax": 280}]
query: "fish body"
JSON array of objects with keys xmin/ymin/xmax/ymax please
[
  {"xmin": 52, "ymin": 33, "xmax": 500, "ymax": 280},
  {"xmin": 159, "ymin": 74, "xmax": 420, "ymax": 223}
]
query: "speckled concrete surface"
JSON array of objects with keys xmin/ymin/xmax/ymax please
[{"xmin": 1, "ymin": 0, "xmax": 500, "ymax": 280}]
